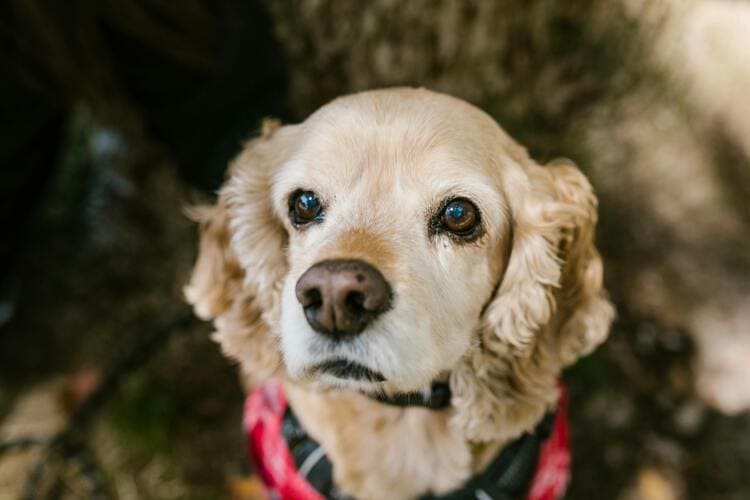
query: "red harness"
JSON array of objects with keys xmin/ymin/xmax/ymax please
[{"xmin": 244, "ymin": 380, "xmax": 570, "ymax": 500}]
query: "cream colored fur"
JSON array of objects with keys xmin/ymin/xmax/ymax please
[{"xmin": 184, "ymin": 88, "xmax": 614, "ymax": 499}]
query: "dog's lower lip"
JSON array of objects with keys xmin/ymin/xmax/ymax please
[{"xmin": 313, "ymin": 359, "xmax": 385, "ymax": 382}]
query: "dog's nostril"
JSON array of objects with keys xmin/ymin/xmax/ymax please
[
  {"xmin": 345, "ymin": 290, "xmax": 366, "ymax": 315},
  {"xmin": 302, "ymin": 287, "xmax": 322, "ymax": 308}
]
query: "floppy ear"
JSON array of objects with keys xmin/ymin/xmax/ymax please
[
  {"xmin": 184, "ymin": 119, "xmax": 297, "ymax": 385},
  {"xmin": 452, "ymin": 158, "xmax": 614, "ymax": 442},
  {"xmin": 184, "ymin": 203, "xmax": 243, "ymax": 321},
  {"xmin": 543, "ymin": 160, "xmax": 616, "ymax": 366},
  {"xmin": 487, "ymin": 159, "xmax": 614, "ymax": 362}
]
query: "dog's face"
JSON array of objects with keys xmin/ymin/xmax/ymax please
[
  {"xmin": 271, "ymin": 97, "xmax": 514, "ymax": 394},
  {"xmin": 187, "ymin": 88, "xmax": 614, "ymax": 441}
]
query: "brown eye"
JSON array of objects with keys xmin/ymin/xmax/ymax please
[
  {"xmin": 442, "ymin": 198, "xmax": 479, "ymax": 234},
  {"xmin": 290, "ymin": 190, "xmax": 323, "ymax": 225}
]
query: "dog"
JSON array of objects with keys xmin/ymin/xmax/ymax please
[{"xmin": 185, "ymin": 88, "xmax": 614, "ymax": 500}]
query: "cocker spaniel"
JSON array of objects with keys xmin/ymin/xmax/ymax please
[{"xmin": 185, "ymin": 88, "xmax": 614, "ymax": 500}]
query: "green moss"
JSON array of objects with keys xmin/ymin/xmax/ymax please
[
  {"xmin": 41, "ymin": 108, "xmax": 95, "ymax": 224},
  {"xmin": 107, "ymin": 371, "xmax": 178, "ymax": 456}
]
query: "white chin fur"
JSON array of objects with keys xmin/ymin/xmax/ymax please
[{"xmin": 313, "ymin": 373, "xmax": 385, "ymax": 393}]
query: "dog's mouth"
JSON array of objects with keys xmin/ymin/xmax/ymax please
[{"xmin": 311, "ymin": 358, "xmax": 386, "ymax": 382}]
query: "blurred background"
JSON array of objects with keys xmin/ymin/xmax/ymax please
[{"xmin": 1, "ymin": 1, "xmax": 749, "ymax": 499}]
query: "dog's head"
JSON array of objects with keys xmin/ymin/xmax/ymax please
[{"xmin": 186, "ymin": 88, "xmax": 614, "ymax": 441}]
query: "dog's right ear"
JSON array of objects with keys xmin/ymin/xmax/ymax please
[
  {"xmin": 184, "ymin": 119, "xmax": 297, "ymax": 384},
  {"xmin": 183, "ymin": 202, "xmax": 244, "ymax": 320}
]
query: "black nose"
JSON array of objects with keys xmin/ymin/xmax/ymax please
[{"xmin": 295, "ymin": 259, "xmax": 392, "ymax": 339}]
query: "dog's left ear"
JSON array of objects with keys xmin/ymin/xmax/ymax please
[
  {"xmin": 452, "ymin": 158, "xmax": 614, "ymax": 442},
  {"xmin": 539, "ymin": 160, "xmax": 616, "ymax": 366},
  {"xmin": 485, "ymin": 159, "xmax": 614, "ymax": 363}
]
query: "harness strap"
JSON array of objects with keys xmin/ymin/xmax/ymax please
[
  {"xmin": 244, "ymin": 381, "xmax": 324, "ymax": 500},
  {"xmin": 282, "ymin": 408, "xmax": 336, "ymax": 496},
  {"xmin": 244, "ymin": 380, "xmax": 570, "ymax": 500},
  {"xmin": 421, "ymin": 413, "xmax": 555, "ymax": 500}
]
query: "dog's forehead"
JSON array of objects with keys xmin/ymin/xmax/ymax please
[
  {"xmin": 284, "ymin": 90, "xmax": 514, "ymax": 190},
  {"xmin": 310, "ymin": 91, "xmax": 497, "ymax": 159},
  {"xmin": 271, "ymin": 90, "xmax": 527, "ymax": 236}
]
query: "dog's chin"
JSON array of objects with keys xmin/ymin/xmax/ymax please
[
  {"xmin": 314, "ymin": 373, "xmax": 386, "ymax": 393},
  {"xmin": 290, "ymin": 357, "xmax": 446, "ymax": 397},
  {"xmin": 302, "ymin": 374, "xmax": 424, "ymax": 398},
  {"xmin": 287, "ymin": 358, "xmax": 381, "ymax": 391}
]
